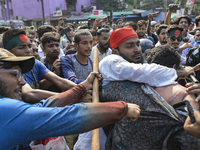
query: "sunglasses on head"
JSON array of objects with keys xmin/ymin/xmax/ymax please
[{"xmin": 170, "ymin": 36, "xmax": 182, "ymax": 42}]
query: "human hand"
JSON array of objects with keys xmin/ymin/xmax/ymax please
[
  {"xmin": 81, "ymin": 72, "xmax": 102, "ymax": 91},
  {"xmin": 125, "ymin": 103, "xmax": 141, "ymax": 122},
  {"xmin": 53, "ymin": 59, "xmax": 61, "ymax": 75},
  {"xmin": 80, "ymin": 90, "xmax": 92, "ymax": 103},
  {"xmin": 186, "ymin": 83, "xmax": 200, "ymax": 102},
  {"xmin": 148, "ymin": 13, "xmax": 153, "ymax": 21},
  {"xmin": 184, "ymin": 111, "xmax": 200, "ymax": 138},
  {"xmin": 66, "ymin": 44, "xmax": 74, "ymax": 50},
  {"xmin": 177, "ymin": 66, "xmax": 195, "ymax": 80},
  {"xmin": 95, "ymin": 17, "xmax": 103, "ymax": 26},
  {"xmin": 169, "ymin": 4, "xmax": 179, "ymax": 12}
]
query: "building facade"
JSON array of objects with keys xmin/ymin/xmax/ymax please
[{"xmin": 0, "ymin": 0, "xmax": 97, "ymax": 26}]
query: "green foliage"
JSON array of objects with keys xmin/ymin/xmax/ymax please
[
  {"xmin": 97, "ymin": 0, "xmax": 125, "ymax": 11},
  {"xmin": 125, "ymin": 0, "xmax": 175, "ymax": 10}
]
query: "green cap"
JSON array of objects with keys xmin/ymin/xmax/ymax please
[{"xmin": 0, "ymin": 48, "xmax": 35, "ymax": 73}]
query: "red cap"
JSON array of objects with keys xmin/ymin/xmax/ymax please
[{"xmin": 110, "ymin": 26, "xmax": 138, "ymax": 49}]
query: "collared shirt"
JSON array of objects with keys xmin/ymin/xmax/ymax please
[
  {"xmin": 155, "ymin": 41, "xmax": 162, "ymax": 47},
  {"xmin": 99, "ymin": 54, "xmax": 178, "ymax": 87},
  {"xmin": 89, "ymin": 45, "xmax": 112, "ymax": 62}
]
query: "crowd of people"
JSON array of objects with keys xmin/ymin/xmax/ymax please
[{"xmin": 1, "ymin": 3, "xmax": 200, "ymax": 150}]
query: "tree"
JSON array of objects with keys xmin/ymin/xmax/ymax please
[{"xmin": 97, "ymin": 0, "xmax": 125, "ymax": 11}]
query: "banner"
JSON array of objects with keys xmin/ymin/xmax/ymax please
[{"xmin": 186, "ymin": 0, "xmax": 195, "ymax": 8}]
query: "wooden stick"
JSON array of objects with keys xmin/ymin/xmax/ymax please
[{"xmin": 91, "ymin": 48, "xmax": 100, "ymax": 150}]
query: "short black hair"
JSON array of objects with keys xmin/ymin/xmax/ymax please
[
  {"xmin": 146, "ymin": 45, "xmax": 180, "ymax": 68},
  {"xmin": 125, "ymin": 21, "xmax": 138, "ymax": 31},
  {"xmin": 74, "ymin": 30, "xmax": 92, "ymax": 44},
  {"xmin": 156, "ymin": 24, "xmax": 168, "ymax": 35},
  {"xmin": 41, "ymin": 32, "xmax": 60, "ymax": 46},
  {"xmin": 37, "ymin": 25, "xmax": 56, "ymax": 40},
  {"xmin": 195, "ymin": 15, "xmax": 200, "ymax": 26},
  {"xmin": 97, "ymin": 28, "xmax": 110, "ymax": 36},
  {"xmin": 0, "ymin": 26, "xmax": 10, "ymax": 34},
  {"xmin": 137, "ymin": 20, "xmax": 147, "ymax": 27},
  {"xmin": 116, "ymin": 19, "xmax": 123, "ymax": 24},
  {"xmin": 177, "ymin": 15, "xmax": 191, "ymax": 25}
]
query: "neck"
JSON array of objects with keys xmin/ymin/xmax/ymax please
[
  {"xmin": 46, "ymin": 56, "xmax": 57, "ymax": 66},
  {"xmin": 76, "ymin": 53, "xmax": 88, "ymax": 64},
  {"xmin": 97, "ymin": 45, "xmax": 105, "ymax": 54},
  {"xmin": 182, "ymin": 30, "xmax": 187, "ymax": 37}
]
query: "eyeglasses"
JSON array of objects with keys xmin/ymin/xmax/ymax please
[
  {"xmin": 170, "ymin": 36, "xmax": 182, "ymax": 42},
  {"xmin": 0, "ymin": 69, "xmax": 23, "ymax": 82}
]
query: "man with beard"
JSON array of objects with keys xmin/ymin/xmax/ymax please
[
  {"xmin": 89, "ymin": 28, "xmax": 112, "ymax": 62},
  {"xmin": 61, "ymin": 30, "xmax": 93, "ymax": 84},
  {"xmin": 100, "ymin": 26, "xmax": 194, "ymax": 86},
  {"xmin": 2, "ymin": 29, "xmax": 76, "ymax": 103},
  {"xmin": 136, "ymin": 20, "xmax": 155, "ymax": 44},
  {"xmin": 98, "ymin": 25, "xmax": 200, "ymax": 150},
  {"xmin": 155, "ymin": 24, "xmax": 168, "ymax": 47}
]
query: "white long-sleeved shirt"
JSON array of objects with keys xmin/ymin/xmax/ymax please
[{"xmin": 99, "ymin": 54, "xmax": 178, "ymax": 87}]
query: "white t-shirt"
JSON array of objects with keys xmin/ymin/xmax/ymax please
[{"xmin": 99, "ymin": 54, "xmax": 178, "ymax": 87}]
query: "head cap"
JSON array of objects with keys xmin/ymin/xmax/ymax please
[
  {"xmin": 0, "ymin": 48, "xmax": 35, "ymax": 73},
  {"xmin": 110, "ymin": 26, "xmax": 138, "ymax": 49}
]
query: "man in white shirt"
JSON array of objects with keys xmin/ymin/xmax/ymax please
[
  {"xmin": 90, "ymin": 28, "xmax": 112, "ymax": 62},
  {"xmin": 100, "ymin": 26, "xmax": 193, "ymax": 87}
]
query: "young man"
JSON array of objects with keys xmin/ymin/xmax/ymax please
[
  {"xmin": 136, "ymin": 20, "xmax": 155, "ymax": 44},
  {"xmin": 37, "ymin": 25, "xmax": 64, "ymax": 58},
  {"xmin": 155, "ymin": 24, "xmax": 168, "ymax": 47},
  {"xmin": 89, "ymin": 28, "xmax": 112, "ymax": 62},
  {"xmin": 165, "ymin": 5, "xmax": 195, "ymax": 47},
  {"xmin": 39, "ymin": 32, "xmax": 63, "ymax": 92},
  {"xmin": 0, "ymin": 48, "xmax": 140, "ymax": 149},
  {"xmin": 2, "ymin": 29, "xmax": 76, "ymax": 103},
  {"xmin": 61, "ymin": 30, "xmax": 93, "ymax": 84}
]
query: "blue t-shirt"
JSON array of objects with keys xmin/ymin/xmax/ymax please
[
  {"xmin": 23, "ymin": 59, "xmax": 49, "ymax": 89},
  {"xmin": 0, "ymin": 96, "xmax": 94, "ymax": 150}
]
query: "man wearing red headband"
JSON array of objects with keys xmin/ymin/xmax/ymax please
[
  {"xmin": 98, "ymin": 26, "xmax": 200, "ymax": 149},
  {"xmin": 100, "ymin": 26, "xmax": 193, "ymax": 87}
]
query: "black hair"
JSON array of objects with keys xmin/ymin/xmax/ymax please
[
  {"xmin": 97, "ymin": 28, "xmax": 110, "ymax": 36},
  {"xmin": 41, "ymin": 32, "xmax": 60, "ymax": 46},
  {"xmin": 37, "ymin": 25, "xmax": 56, "ymax": 40},
  {"xmin": 146, "ymin": 45, "xmax": 180, "ymax": 68},
  {"xmin": 177, "ymin": 15, "xmax": 191, "ymax": 25},
  {"xmin": 74, "ymin": 30, "xmax": 92, "ymax": 44},
  {"xmin": 156, "ymin": 24, "xmax": 168, "ymax": 35}
]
